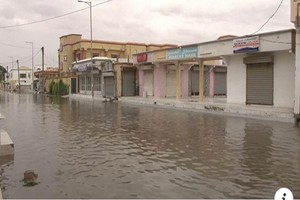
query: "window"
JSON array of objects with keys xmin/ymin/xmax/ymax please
[
  {"xmin": 111, "ymin": 54, "xmax": 119, "ymax": 58},
  {"xmin": 76, "ymin": 54, "xmax": 81, "ymax": 61},
  {"xmin": 20, "ymin": 74, "xmax": 26, "ymax": 78},
  {"xmin": 94, "ymin": 75, "xmax": 101, "ymax": 91},
  {"xmin": 64, "ymin": 55, "xmax": 67, "ymax": 61},
  {"xmin": 80, "ymin": 76, "xmax": 86, "ymax": 91},
  {"xmin": 86, "ymin": 76, "xmax": 91, "ymax": 91},
  {"xmin": 92, "ymin": 53, "xmax": 99, "ymax": 57}
]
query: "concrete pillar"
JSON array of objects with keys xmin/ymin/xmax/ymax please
[
  {"xmin": 294, "ymin": 27, "xmax": 300, "ymax": 115},
  {"xmin": 138, "ymin": 66, "xmax": 144, "ymax": 97},
  {"xmin": 198, "ymin": 59, "xmax": 205, "ymax": 102},
  {"xmin": 175, "ymin": 61, "xmax": 182, "ymax": 99},
  {"xmin": 116, "ymin": 65, "xmax": 122, "ymax": 97}
]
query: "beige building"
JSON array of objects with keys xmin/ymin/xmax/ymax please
[
  {"xmin": 58, "ymin": 34, "xmax": 177, "ymax": 98},
  {"xmin": 58, "ymin": 34, "xmax": 176, "ymax": 72}
]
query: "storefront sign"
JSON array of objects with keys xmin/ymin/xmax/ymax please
[
  {"xmin": 167, "ymin": 46, "xmax": 198, "ymax": 60},
  {"xmin": 233, "ymin": 36, "xmax": 259, "ymax": 53},
  {"xmin": 72, "ymin": 63, "xmax": 88, "ymax": 72},
  {"xmin": 137, "ymin": 53, "xmax": 148, "ymax": 63}
]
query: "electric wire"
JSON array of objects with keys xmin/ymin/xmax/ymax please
[
  {"xmin": 251, "ymin": 0, "xmax": 284, "ymax": 35},
  {"xmin": 0, "ymin": 0, "xmax": 112, "ymax": 29},
  {"xmin": 0, "ymin": 49, "xmax": 41, "ymax": 66},
  {"xmin": 0, "ymin": 42, "xmax": 31, "ymax": 49}
]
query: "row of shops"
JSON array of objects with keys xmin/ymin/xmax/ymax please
[
  {"xmin": 133, "ymin": 29, "xmax": 295, "ymax": 109},
  {"xmin": 69, "ymin": 29, "xmax": 296, "ymax": 115},
  {"xmin": 70, "ymin": 57, "xmax": 137, "ymax": 98},
  {"xmin": 70, "ymin": 57, "xmax": 226, "ymax": 100}
]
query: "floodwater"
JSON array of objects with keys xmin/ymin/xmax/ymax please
[{"xmin": 0, "ymin": 93, "xmax": 299, "ymax": 199}]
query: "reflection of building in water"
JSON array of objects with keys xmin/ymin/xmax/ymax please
[{"xmin": 243, "ymin": 123, "xmax": 273, "ymax": 179}]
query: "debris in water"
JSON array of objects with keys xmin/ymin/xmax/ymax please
[{"xmin": 22, "ymin": 170, "xmax": 39, "ymax": 187}]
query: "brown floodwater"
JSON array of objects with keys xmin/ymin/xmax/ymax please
[{"xmin": 0, "ymin": 93, "xmax": 299, "ymax": 198}]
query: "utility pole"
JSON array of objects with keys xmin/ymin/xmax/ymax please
[
  {"xmin": 26, "ymin": 41, "xmax": 34, "ymax": 91},
  {"xmin": 78, "ymin": 0, "xmax": 94, "ymax": 98},
  {"xmin": 41, "ymin": 46, "xmax": 45, "ymax": 94},
  {"xmin": 16, "ymin": 60, "xmax": 20, "ymax": 93}
]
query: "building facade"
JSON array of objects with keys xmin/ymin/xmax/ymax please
[
  {"xmin": 133, "ymin": 29, "xmax": 295, "ymax": 110},
  {"xmin": 59, "ymin": 34, "xmax": 177, "ymax": 98},
  {"xmin": 6, "ymin": 66, "xmax": 32, "ymax": 91}
]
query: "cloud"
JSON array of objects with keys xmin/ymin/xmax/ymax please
[{"xmin": 0, "ymin": 0, "xmax": 294, "ymax": 68}]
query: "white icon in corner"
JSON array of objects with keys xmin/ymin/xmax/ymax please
[{"xmin": 275, "ymin": 188, "xmax": 294, "ymax": 200}]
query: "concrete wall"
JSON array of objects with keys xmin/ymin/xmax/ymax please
[
  {"xmin": 154, "ymin": 65, "xmax": 166, "ymax": 98},
  {"xmin": 226, "ymin": 55, "xmax": 246, "ymax": 104},
  {"xmin": 273, "ymin": 51, "xmax": 295, "ymax": 108},
  {"xmin": 226, "ymin": 51, "xmax": 295, "ymax": 108}
]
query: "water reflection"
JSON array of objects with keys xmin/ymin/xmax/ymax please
[{"xmin": 0, "ymin": 93, "xmax": 299, "ymax": 198}]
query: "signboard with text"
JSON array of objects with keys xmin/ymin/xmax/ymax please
[
  {"xmin": 167, "ymin": 46, "xmax": 198, "ymax": 60},
  {"xmin": 137, "ymin": 53, "xmax": 148, "ymax": 63},
  {"xmin": 233, "ymin": 36, "xmax": 259, "ymax": 54}
]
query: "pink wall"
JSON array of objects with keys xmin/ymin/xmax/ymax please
[
  {"xmin": 138, "ymin": 68, "xmax": 144, "ymax": 97},
  {"xmin": 154, "ymin": 65, "xmax": 166, "ymax": 98},
  {"xmin": 181, "ymin": 65, "xmax": 191, "ymax": 98}
]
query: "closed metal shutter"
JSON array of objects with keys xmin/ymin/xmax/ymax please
[
  {"xmin": 214, "ymin": 72, "xmax": 227, "ymax": 96},
  {"xmin": 166, "ymin": 69, "xmax": 176, "ymax": 97},
  {"xmin": 122, "ymin": 70, "xmax": 136, "ymax": 96},
  {"xmin": 191, "ymin": 69, "xmax": 199, "ymax": 96},
  {"xmin": 246, "ymin": 63, "xmax": 273, "ymax": 105},
  {"xmin": 104, "ymin": 76, "xmax": 115, "ymax": 97},
  {"xmin": 143, "ymin": 70, "xmax": 153, "ymax": 97}
]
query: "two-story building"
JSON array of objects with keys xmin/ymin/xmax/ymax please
[
  {"xmin": 58, "ymin": 34, "xmax": 177, "ymax": 98},
  {"xmin": 7, "ymin": 66, "xmax": 32, "ymax": 92}
]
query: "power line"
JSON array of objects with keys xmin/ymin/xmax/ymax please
[
  {"xmin": 0, "ymin": 42, "xmax": 31, "ymax": 49},
  {"xmin": 251, "ymin": 0, "xmax": 284, "ymax": 35},
  {"xmin": 0, "ymin": 49, "xmax": 41, "ymax": 66},
  {"xmin": 0, "ymin": 0, "xmax": 112, "ymax": 29},
  {"xmin": 44, "ymin": 53, "xmax": 58, "ymax": 67}
]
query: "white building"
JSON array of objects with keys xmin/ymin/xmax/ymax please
[{"xmin": 6, "ymin": 66, "xmax": 32, "ymax": 91}]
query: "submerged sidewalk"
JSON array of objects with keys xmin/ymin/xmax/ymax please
[
  {"xmin": 69, "ymin": 94, "xmax": 294, "ymax": 123},
  {"xmin": 119, "ymin": 97, "xmax": 294, "ymax": 123}
]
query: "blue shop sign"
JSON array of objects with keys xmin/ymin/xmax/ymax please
[{"xmin": 167, "ymin": 46, "xmax": 198, "ymax": 60}]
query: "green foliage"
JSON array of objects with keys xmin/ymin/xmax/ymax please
[{"xmin": 48, "ymin": 80, "xmax": 68, "ymax": 96}]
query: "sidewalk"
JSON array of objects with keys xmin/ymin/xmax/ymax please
[
  {"xmin": 118, "ymin": 96, "xmax": 294, "ymax": 123},
  {"xmin": 68, "ymin": 94, "xmax": 294, "ymax": 123}
]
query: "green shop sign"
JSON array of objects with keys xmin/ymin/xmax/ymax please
[{"xmin": 167, "ymin": 46, "xmax": 198, "ymax": 60}]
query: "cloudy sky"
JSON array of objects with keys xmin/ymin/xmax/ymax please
[{"xmin": 0, "ymin": 0, "xmax": 294, "ymax": 70}]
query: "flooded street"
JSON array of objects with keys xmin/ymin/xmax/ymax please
[{"xmin": 0, "ymin": 93, "xmax": 299, "ymax": 199}]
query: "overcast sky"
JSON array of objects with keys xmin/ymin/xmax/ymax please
[{"xmin": 0, "ymin": 0, "xmax": 294, "ymax": 70}]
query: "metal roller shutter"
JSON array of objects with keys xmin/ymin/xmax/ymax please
[
  {"xmin": 214, "ymin": 72, "xmax": 227, "ymax": 96},
  {"xmin": 166, "ymin": 69, "xmax": 176, "ymax": 97},
  {"xmin": 191, "ymin": 70, "xmax": 199, "ymax": 96},
  {"xmin": 122, "ymin": 70, "xmax": 136, "ymax": 96},
  {"xmin": 204, "ymin": 69, "xmax": 210, "ymax": 96},
  {"xmin": 246, "ymin": 63, "xmax": 273, "ymax": 105},
  {"xmin": 143, "ymin": 70, "xmax": 153, "ymax": 97},
  {"xmin": 104, "ymin": 76, "xmax": 115, "ymax": 97}
]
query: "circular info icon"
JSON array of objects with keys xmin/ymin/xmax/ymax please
[{"xmin": 274, "ymin": 188, "xmax": 293, "ymax": 200}]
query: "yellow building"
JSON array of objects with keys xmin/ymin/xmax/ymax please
[
  {"xmin": 58, "ymin": 34, "xmax": 176, "ymax": 72},
  {"xmin": 58, "ymin": 34, "xmax": 177, "ymax": 97}
]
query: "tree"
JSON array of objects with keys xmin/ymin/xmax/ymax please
[{"xmin": 0, "ymin": 65, "xmax": 7, "ymax": 82}]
